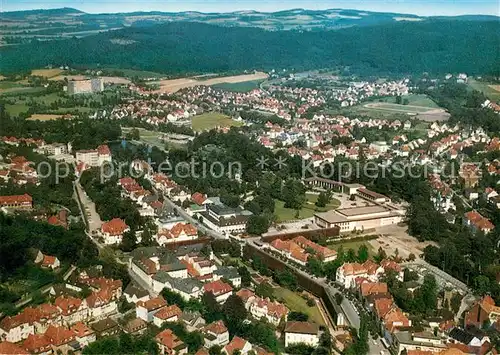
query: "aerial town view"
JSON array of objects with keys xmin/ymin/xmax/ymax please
[{"xmin": 0, "ymin": 0, "xmax": 499, "ymax": 354}]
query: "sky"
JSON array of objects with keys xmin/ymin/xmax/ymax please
[{"xmin": 2, "ymin": 0, "xmax": 500, "ymax": 16}]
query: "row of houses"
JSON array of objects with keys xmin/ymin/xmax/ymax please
[{"xmin": 0, "ymin": 277, "xmax": 122, "ymax": 344}]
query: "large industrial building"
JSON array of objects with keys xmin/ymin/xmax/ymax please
[{"xmin": 67, "ymin": 78, "xmax": 104, "ymax": 95}]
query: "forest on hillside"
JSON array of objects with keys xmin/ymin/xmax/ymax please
[{"xmin": 1, "ymin": 20, "xmax": 498, "ymax": 75}]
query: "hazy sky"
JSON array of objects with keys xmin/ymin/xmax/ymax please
[{"xmin": 3, "ymin": 0, "xmax": 500, "ymax": 16}]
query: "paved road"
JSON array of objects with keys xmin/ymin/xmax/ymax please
[{"xmin": 75, "ymin": 181, "xmax": 102, "ymax": 233}]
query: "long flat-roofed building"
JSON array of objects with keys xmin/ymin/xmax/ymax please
[{"xmin": 314, "ymin": 204, "xmax": 404, "ymax": 233}]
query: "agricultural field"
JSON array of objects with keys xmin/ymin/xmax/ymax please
[
  {"xmin": 273, "ymin": 287, "xmax": 326, "ymax": 326},
  {"xmin": 0, "ymin": 81, "xmax": 46, "ymax": 95},
  {"xmin": 152, "ymin": 72, "xmax": 269, "ymax": 93},
  {"xmin": 211, "ymin": 79, "xmax": 265, "ymax": 92},
  {"xmin": 31, "ymin": 68, "xmax": 65, "ymax": 78},
  {"xmin": 5, "ymin": 103, "xmax": 30, "ymax": 116},
  {"xmin": 191, "ymin": 112, "xmax": 243, "ymax": 132},
  {"xmin": 27, "ymin": 114, "xmax": 65, "ymax": 121},
  {"xmin": 468, "ymin": 78, "xmax": 500, "ymax": 101}
]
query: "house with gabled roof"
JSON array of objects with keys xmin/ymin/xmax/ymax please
[
  {"xmin": 156, "ymin": 329, "xmax": 187, "ymax": 355},
  {"xmin": 203, "ymin": 320, "xmax": 229, "ymax": 347}
]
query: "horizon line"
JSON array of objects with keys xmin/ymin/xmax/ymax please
[{"xmin": 2, "ymin": 5, "xmax": 499, "ymax": 17}]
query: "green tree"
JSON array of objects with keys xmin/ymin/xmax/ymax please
[
  {"xmin": 238, "ymin": 266, "xmax": 252, "ymax": 287},
  {"xmin": 281, "ymin": 179, "xmax": 306, "ymax": 210},
  {"xmin": 201, "ymin": 292, "xmax": 222, "ymax": 323},
  {"xmin": 223, "ymin": 294, "xmax": 248, "ymax": 334},
  {"xmin": 357, "ymin": 244, "xmax": 369, "ymax": 263}
]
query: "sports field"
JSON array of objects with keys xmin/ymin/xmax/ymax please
[
  {"xmin": 27, "ymin": 114, "xmax": 66, "ymax": 121},
  {"xmin": 351, "ymin": 94, "xmax": 449, "ymax": 122},
  {"xmin": 191, "ymin": 112, "xmax": 243, "ymax": 132},
  {"xmin": 211, "ymin": 79, "xmax": 265, "ymax": 92},
  {"xmin": 273, "ymin": 287, "xmax": 326, "ymax": 326}
]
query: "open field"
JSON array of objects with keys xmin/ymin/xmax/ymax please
[
  {"xmin": 27, "ymin": 114, "xmax": 65, "ymax": 121},
  {"xmin": 351, "ymin": 94, "xmax": 450, "ymax": 122},
  {"xmin": 49, "ymin": 74, "xmax": 87, "ymax": 81},
  {"xmin": 273, "ymin": 287, "xmax": 326, "ymax": 326},
  {"xmin": 121, "ymin": 126, "xmax": 166, "ymax": 150},
  {"xmin": 5, "ymin": 103, "xmax": 29, "ymax": 116},
  {"xmin": 274, "ymin": 194, "xmax": 340, "ymax": 223},
  {"xmin": 31, "ymin": 68, "xmax": 65, "ymax": 78},
  {"xmin": 211, "ymin": 79, "xmax": 265, "ymax": 92},
  {"xmin": 153, "ymin": 72, "xmax": 269, "ymax": 93},
  {"xmin": 191, "ymin": 112, "xmax": 243, "ymax": 132},
  {"xmin": 328, "ymin": 239, "xmax": 376, "ymax": 257},
  {"xmin": 0, "ymin": 81, "xmax": 46, "ymax": 95},
  {"xmin": 468, "ymin": 78, "xmax": 500, "ymax": 101}
]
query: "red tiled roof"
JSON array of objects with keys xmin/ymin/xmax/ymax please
[
  {"xmin": 44, "ymin": 325, "xmax": 75, "ymax": 346},
  {"xmin": 224, "ymin": 336, "xmax": 248, "ymax": 355},
  {"xmin": 54, "ymin": 296, "xmax": 83, "ymax": 316},
  {"xmin": 155, "ymin": 329, "xmax": 184, "ymax": 349},
  {"xmin": 97, "ymin": 144, "xmax": 111, "ymax": 156},
  {"xmin": 360, "ymin": 282, "xmax": 388, "ymax": 297},
  {"xmin": 191, "ymin": 192, "xmax": 207, "ymax": 206},
  {"xmin": 41, "ymin": 255, "xmax": 57, "ymax": 267},
  {"xmin": 203, "ymin": 280, "xmax": 233, "ymax": 296},
  {"xmin": 204, "ymin": 320, "xmax": 228, "ymax": 335},
  {"xmin": 22, "ymin": 334, "xmax": 51, "ymax": 354},
  {"xmin": 71, "ymin": 322, "xmax": 94, "ymax": 338},
  {"xmin": 0, "ymin": 342, "xmax": 29, "ymax": 354},
  {"xmin": 0, "ymin": 194, "xmax": 32, "ymax": 206},
  {"xmin": 137, "ymin": 296, "xmax": 167, "ymax": 311},
  {"xmin": 101, "ymin": 218, "xmax": 129, "ymax": 236},
  {"xmin": 154, "ymin": 305, "xmax": 182, "ymax": 320}
]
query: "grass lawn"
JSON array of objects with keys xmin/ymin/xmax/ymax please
[
  {"xmin": 274, "ymin": 287, "xmax": 326, "ymax": 326},
  {"xmin": 5, "ymin": 103, "xmax": 30, "ymax": 116},
  {"xmin": 191, "ymin": 112, "xmax": 243, "ymax": 132},
  {"xmin": 211, "ymin": 79, "xmax": 265, "ymax": 92},
  {"xmin": 328, "ymin": 239, "xmax": 376, "ymax": 256},
  {"xmin": 468, "ymin": 79, "xmax": 500, "ymax": 101},
  {"xmin": 122, "ymin": 126, "xmax": 167, "ymax": 150},
  {"xmin": 274, "ymin": 194, "xmax": 340, "ymax": 223}
]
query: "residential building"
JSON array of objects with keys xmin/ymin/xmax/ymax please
[
  {"xmin": 0, "ymin": 194, "xmax": 33, "ymax": 210},
  {"xmin": 180, "ymin": 311, "xmax": 206, "ymax": 332},
  {"xmin": 71, "ymin": 322, "xmax": 95, "ymax": 348},
  {"xmin": 203, "ymin": 320, "xmax": 230, "ymax": 347},
  {"xmin": 156, "ymin": 223, "xmax": 198, "ymax": 245},
  {"xmin": 0, "ymin": 341, "xmax": 29, "ymax": 355},
  {"xmin": 123, "ymin": 318, "xmax": 147, "ymax": 336},
  {"xmin": 203, "ymin": 280, "xmax": 233, "ymax": 303},
  {"xmin": 136, "ymin": 296, "xmax": 167, "ymax": 323},
  {"xmin": 99, "ymin": 218, "xmax": 130, "ymax": 245},
  {"xmin": 336, "ymin": 260, "xmax": 384, "ymax": 288},
  {"xmin": 155, "ymin": 329, "xmax": 187, "ymax": 355},
  {"xmin": 200, "ymin": 197, "xmax": 252, "ymax": 235},
  {"xmin": 44, "ymin": 325, "xmax": 76, "ymax": 354},
  {"xmin": 284, "ymin": 321, "xmax": 320, "ymax": 347},
  {"xmin": 465, "ymin": 296, "xmax": 500, "ymax": 328},
  {"xmin": 463, "ymin": 211, "xmax": 495, "ymax": 235},
  {"xmin": 90, "ymin": 318, "xmax": 119, "ymax": 338},
  {"xmin": 123, "ymin": 282, "xmax": 150, "ymax": 304},
  {"xmin": 22, "ymin": 334, "xmax": 52, "ymax": 355},
  {"xmin": 153, "ymin": 305, "xmax": 182, "ymax": 328},
  {"xmin": 236, "ymin": 289, "xmax": 289, "ymax": 326},
  {"xmin": 223, "ymin": 336, "xmax": 253, "ymax": 355}
]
